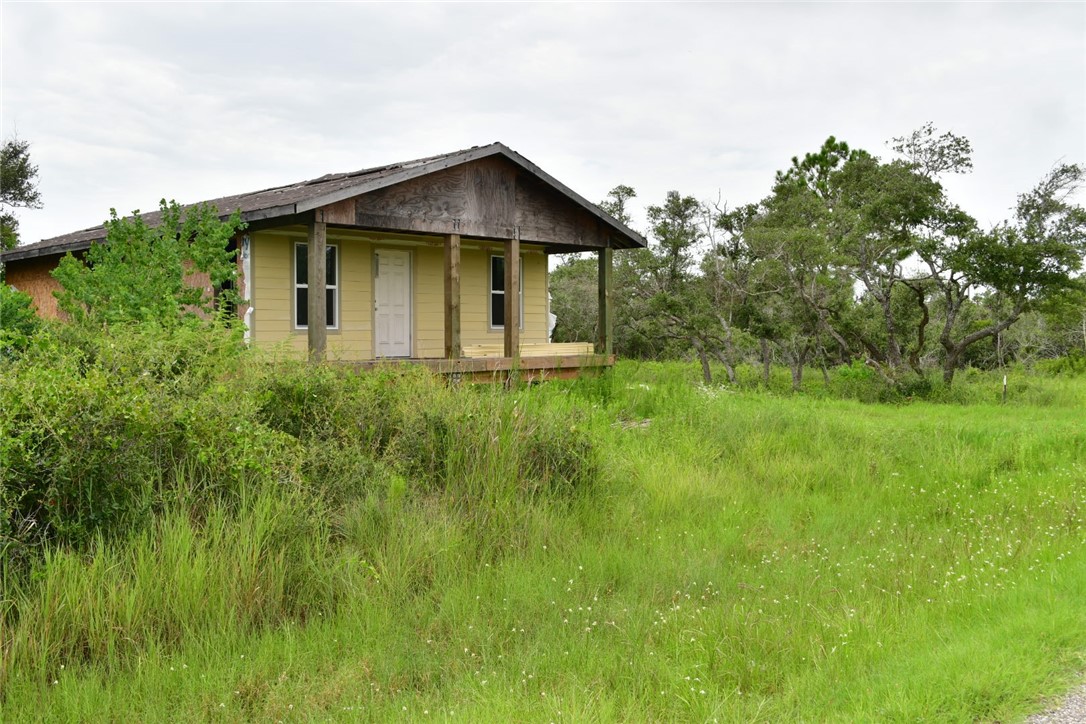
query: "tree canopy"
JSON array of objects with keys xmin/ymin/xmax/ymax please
[
  {"xmin": 550, "ymin": 125, "xmax": 1086, "ymax": 387},
  {"xmin": 52, "ymin": 200, "xmax": 245, "ymax": 328},
  {"xmin": 0, "ymin": 135, "xmax": 43, "ymax": 251}
]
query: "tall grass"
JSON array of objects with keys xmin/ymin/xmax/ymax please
[{"xmin": 3, "ymin": 351, "xmax": 1086, "ymax": 720}]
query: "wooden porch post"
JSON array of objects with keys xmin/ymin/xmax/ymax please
[
  {"xmin": 504, "ymin": 236, "xmax": 520, "ymax": 361},
  {"xmin": 444, "ymin": 233, "xmax": 461, "ymax": 359},
  {"xmin": 596, "ymin": 246, "xmax": 613, "ymax": 355},
  {"xmin": 307, "ymin": 219, "xmax": 327, "ymax": 363}
]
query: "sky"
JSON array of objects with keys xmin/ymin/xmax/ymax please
[{"xmin": 2, "ymin": 1, "xmax": 1084, "ymax": 247}]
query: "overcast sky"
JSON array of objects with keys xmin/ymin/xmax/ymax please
[{"xmin": 3, "ymin": 1, "xmax": 1084, "ymax": 247}]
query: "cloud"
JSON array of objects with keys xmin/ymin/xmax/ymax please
[{"xmin": 2, "ymin": 2, "xmax": 1082, "ymax": 244}]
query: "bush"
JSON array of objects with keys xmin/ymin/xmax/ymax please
[
  {"xmin": 1036, "ymin": 349, "xmax": 1086, "ymax": 376},
  {"xmin": 1, "ymin": 324, "xmax": 603, "ymax": 564},
  {"xmin": 1, "ymin": 351, "xmax": 165, "ymax": 554},
  {"xmin": 253, "ymin": 362, "xmax": 599, "ymax": 500},
  {"xmin": 830, "ymin": 360, "xmax": 883, "ymax": 402},
  {"xmin": 0, "ymin": 323, "xmax": 273, "ymax": 557},
  {"xmin": 0, "ymin": 284, "xmax": 38, "ymax": 359}
]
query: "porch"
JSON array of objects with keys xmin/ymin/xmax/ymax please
[{"xmin": 301, "ymin": 224, "xmax": 616, "ymax": 381}]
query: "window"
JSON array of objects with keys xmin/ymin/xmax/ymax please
[
  {"xmin": 489, "ymin": 254, "xmax": 523, "ymax": 329},
  {"xmin": 294, "ymin": 242, "xmax": 338, "ymax": 329}
]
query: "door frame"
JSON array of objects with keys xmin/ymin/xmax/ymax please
[{"xmin": 372, "ymin": 246, "xmax": 413, "ymax": 358}]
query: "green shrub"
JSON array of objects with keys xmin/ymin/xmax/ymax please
[
  {"xmin": 520, "ymin": 409, "xmax": 598, "ymax": 495},
  {"xmin": 0, "ymin": 324, "xmax": 271, "ymax": 557},
  {"xmin": 1, "ymin": 354, "xmax": 166, "ymax": 554},
  {"xmin": 1036, "ymin": 349, "xmax": 1086, "ymax": 376},
  {"xmin": 51, "ymin": 200, "xmax": 244, "ymax": 326},
  {"xmin": 1, "ymin": 322, "xmax": 604, "ymax": 573},
  {"xmin": 253, "ymin": 361, "xmax": 598, "ymax": 499},
  {"xmin": 0, "ymin": 284, "xmax": 39, "ymax": 359},
  {"xmin": 830, "ymin": 360, "xmax": 883, "ymax": 402}
]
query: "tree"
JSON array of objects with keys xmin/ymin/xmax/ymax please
[
  {"xmin": 551, "ymin": 185, "xmax": 634, "ymax": 347},
  {"xmin": 52, "ymin": 200, "xmax": 245, "ymax": 327},
  {"xmin": 598, "ymin": 184, "xmax": 637, "ymax": 227},
  {"xmin": 760, "ymin": 135, "xmax": 958, "ymax": 380},
  {"xmin": 921, "ymin": 163, "xmax": 1086, "ymax": 383},
  {"xmin": 705, "ymin": 202, "xmax": 783, "ymax": 385},
  {"xmin": 549, "ymin": 255, "xmax": 599, "ymax": 344},
  {"xmin": 627, "ymin": 190, "xmax": 752, "ymax": 383},
  {"xmin": 747, "ymin": 148, "xmax": 863, "ymax": 377},
  {"xmin": 0, "ymin": 135, "xmax": 43, "ymax": 251}
]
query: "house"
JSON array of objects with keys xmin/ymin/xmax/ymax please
[{"xmin": 0, "ymin": 143, "xmax": 646, "ymax": 379}]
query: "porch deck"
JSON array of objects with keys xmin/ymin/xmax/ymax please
[{"xmin": 351, "ymin": 342, "xmax": 613, "ymax": 382}]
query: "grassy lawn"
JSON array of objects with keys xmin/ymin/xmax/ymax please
[{"xmin": 4, "ymin": 361, "xmax": 1086, "ymax": 721}]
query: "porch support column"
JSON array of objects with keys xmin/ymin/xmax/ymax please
[
  {"xmin": 307, "ymin": 219, "xmax": 327, "ymax": 363},
  {"xmin": 443, "ymin": 233, "xmax": 461, "ymax": 359},
  {"xmin": 596, "ymin": 245, "xmax": 613, "ymax": 355},
  {"xmin": 503, "ymin": 236, "xmax": 520, "ymax": 361}
]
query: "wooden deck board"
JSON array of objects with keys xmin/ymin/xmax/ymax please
[{"xmin": 346, "ymin": 347, "xmax": 613, "ymax": 382}]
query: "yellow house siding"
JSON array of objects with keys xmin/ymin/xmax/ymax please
[
  {"xmin": 458, "ymin": 245, "xmax": 548, "ymax": 348},
  {"xmin": 333, "ymin": 239, "xmax": 372, "ymax": 359},
  {"xmin": 249, "ymin": 230, "xmax": 372, "ymax": 359},
  {"xmin": 248, "ymin": 229, "xmax": 548, "ymax": 361},
  {"xmin": 522, "ymin": 252, "xmax": 548, "ymax": 344},
  {"xmin": 250, "ymin": 232, "xmax": 306, "ymax": 357},
  {"xmin": 413, "ymin": 245, "xmax": 444, "ymax": 358}
]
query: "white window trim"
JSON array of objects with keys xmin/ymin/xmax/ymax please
[
  {"xmin": 293, "ymin": 241, "xmax": 340, "ymax": 331},
  {"xmin": 489, "ymin": 253, "xmax": 524, "ymax": 330}
]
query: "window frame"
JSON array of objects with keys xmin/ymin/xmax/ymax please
[
  {"xmin": 293, "ymin": 241, "xmax": 339, "ymax": 331},
  {"xmin": 489, "ymin": 253, "xmax": 524, "ymax": 331}
]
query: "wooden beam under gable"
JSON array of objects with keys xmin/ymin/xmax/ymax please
[{"xmin": 316, "ymin": 158, "xmax": 520, "ymax": 241}]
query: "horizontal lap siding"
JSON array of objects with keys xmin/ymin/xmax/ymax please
[
  {"xmin": 414, "ymin": 246, "xmax": 444, "ymax": 358},
  {"xmin": 521, "ymin": 252, "xmax": 548, "ymax": 345},
  {"xmin": 336, "ymin": 239, "xmax": 372, "ymax": 359},
  {"xmin": 250, "ymin": 233, "xmax": 301, "ymax": 357},
  {"xmin": 250, "ymin": 231, "xmax": 372, "ymax": 360},
  {"xmin": 459, "ymin": 246, "xmax": 547, "ymax": 347}
]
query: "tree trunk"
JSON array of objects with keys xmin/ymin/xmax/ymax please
[
  {"xmin": 785, "ymin": 342, "xmax": 810, "ymax": 392},
  {"xmin": 718, "ymin": 321, "xmax": 739, "ymax": 384},
  {"xmin": 879, "ymin": 295, "xmax": 904, "ymax": 369},
  {"xmin": 942, "ymin": 355, "xmax": 958, "ymax": 385},
  {"xmin": 712, "ymin": 349, "xmax": 737, "ymax": 385},
  {"xmin": 759, "ymin": 338, "xmax": 771, "ymax": 386},
  {"xmin": 692, "ymin": 338, "xmax": 713, "ymax": 385},
  {"xmin": 941, "ymin": 301, "xmax": 1025, "ymax": 386},
  {"xmin": 902, "ymin": 280, "xmax": 929, "ymax": 377}
]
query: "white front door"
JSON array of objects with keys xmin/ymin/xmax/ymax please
[{"xmin": 374, "ymin": 249, "xmax": 411, "ymax": 357}]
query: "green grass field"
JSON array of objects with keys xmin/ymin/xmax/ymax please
[{"xmin": 4, "ymin": 360, "xmax": 1086, "ymax": 721}]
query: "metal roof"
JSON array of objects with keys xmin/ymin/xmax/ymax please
[{"xmin": 1, "ymin": 143, "xmax": 646, "ymax": 262}]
